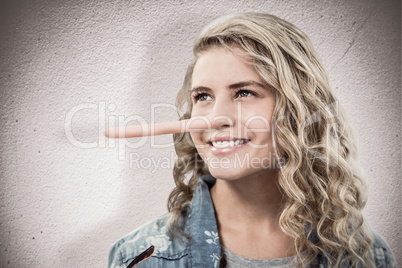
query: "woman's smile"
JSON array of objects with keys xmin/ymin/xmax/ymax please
[{"xmin": 207, "ymin": 136, "xmax": 251, "ymax": 156}]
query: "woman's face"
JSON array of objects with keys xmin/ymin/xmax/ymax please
[{"xmin": 190, "ymin": 46, "xmax": 278, "ymax": 181}]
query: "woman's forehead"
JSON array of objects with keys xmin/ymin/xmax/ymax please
[{"xmin": 191, "ymin": 46, "xmax": 263, "ymax": 88}]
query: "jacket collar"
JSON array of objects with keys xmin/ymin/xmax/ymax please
[{"xmin": 185, "ymin": 175, "xmax": 222, "ymax": 267}]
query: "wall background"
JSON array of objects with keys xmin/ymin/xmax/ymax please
[{"xmin": 0, "ymin": 0, "xmax": 400, "ymax": 267}]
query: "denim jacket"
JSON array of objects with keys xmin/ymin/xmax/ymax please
[{"xmin": 108, "ymin": 175, "xmax": 397, "ymax": 268}]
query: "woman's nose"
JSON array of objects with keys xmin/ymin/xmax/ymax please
[{"xmin": 208, "ymin": 98, "xmax": 238, "ymax": 130}]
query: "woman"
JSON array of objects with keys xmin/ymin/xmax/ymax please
[{"xmin": 108, "ymin": 13, "xmax": 396, "ymax": 267}]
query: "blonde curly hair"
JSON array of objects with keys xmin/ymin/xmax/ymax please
[{"xmin": 168, "ymin": 12, "xmax": 374, "ymax": 267}]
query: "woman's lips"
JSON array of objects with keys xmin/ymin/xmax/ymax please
[{"xmin": 208, "ymin": 139, "xmax": 250, "ymax": 156}]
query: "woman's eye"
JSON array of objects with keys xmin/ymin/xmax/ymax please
[
  {"xmin": 236, "ymin": 90, "xmax": 254, "ymax": 98},
  {"xmin": 195, "ymin": 93, "xmax": 212, "ymax": 102}
]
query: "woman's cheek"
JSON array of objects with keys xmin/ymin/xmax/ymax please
[
  {"xmin": 190, "ymin": 132, "xmax": 203, "ymax": 147},
  {"xmin": 243, "ymin": 114, "xmax": 272, "ymax": 135}
]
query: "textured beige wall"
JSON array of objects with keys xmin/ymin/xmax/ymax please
[{"xmin": 0, "ymin": 0, "xmax": 400, "ymax": 267}]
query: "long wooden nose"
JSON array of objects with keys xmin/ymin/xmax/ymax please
[{"xmin": 103, "ymin": 116, "xmax": 227, "ymax": 138}]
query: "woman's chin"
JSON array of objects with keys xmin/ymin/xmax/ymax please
[{"xmin": 208, "ymin": 168, "xmax": 249, "ymax": 182}]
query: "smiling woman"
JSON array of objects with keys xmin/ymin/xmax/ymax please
[
  {"xmin": 107, "ymin": 13, "xmax": 396, "ymax": 268},
  {"xmin": 190, "ymin": 46, "xmax": 278, "ymax": 181}
]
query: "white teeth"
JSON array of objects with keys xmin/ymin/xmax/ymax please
[{"xmin": 211, "ymin": 139, "xmax": 249, "ymax": 148}]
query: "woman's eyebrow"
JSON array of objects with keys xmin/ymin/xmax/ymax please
[
  {"xmin": 190, "ymin": 86, "xmax": 213, "ymax": 93},
  {"xmin": 228, "ymin": 80, "xmax": 266, "ymax": 89},
  {"xmin": 191, "ymin": 81, "xmax": 266, "ymax": 93}
]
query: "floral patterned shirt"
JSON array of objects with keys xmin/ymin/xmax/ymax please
[{"xmin": 108, "ymin": 175, "xmax": 397, "ymax": 268}]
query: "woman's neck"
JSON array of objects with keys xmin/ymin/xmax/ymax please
[
  {"xmin": 210, "ymin": 169, "xmax": 297, "ymax": 259},
  {"xmin": 210, "ymin": 169, "xmax": 284, "ymax": 230}
]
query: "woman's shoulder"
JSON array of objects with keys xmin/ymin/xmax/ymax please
[
  {"xmin": 108, "ymin": 213, "xmax": 189, "ymax": 268},
  {"xmin": 370, "ymin": 229, "xmax": 397, "ymax": 267}
]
